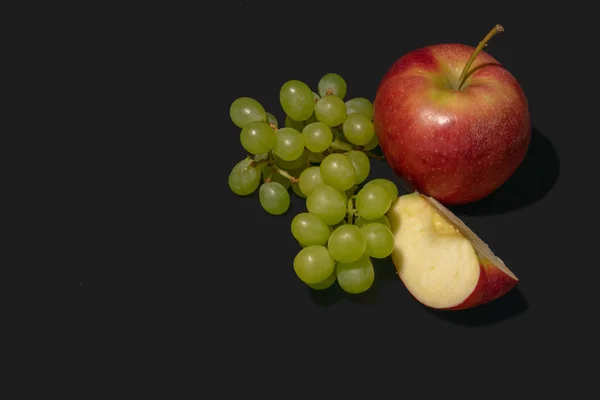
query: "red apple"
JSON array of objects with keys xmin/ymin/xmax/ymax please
[
  {"xmin": 387, "ymin": 192, "xmax": 518, "ymax": 310},
  {"xmin": 373, "ymin": 25, "xmax": 531, "ymax": 205}
]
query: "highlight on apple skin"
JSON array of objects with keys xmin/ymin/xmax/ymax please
[
  {"xmin": 373, "ymin": 33, "xmax": 531, "ymax": 205},
  {"xmin": 386, "ymin": 193, "xmax": 518, "ymax": 310}
]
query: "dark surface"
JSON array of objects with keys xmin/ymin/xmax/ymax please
[{"xmin": 15, "ymin": 0, "xmax": 598, "ymax": 395}]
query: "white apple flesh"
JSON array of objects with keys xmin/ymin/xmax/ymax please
[{"xmin": 387, "ymin": 193, "xmax": 518, "ymax": 310}]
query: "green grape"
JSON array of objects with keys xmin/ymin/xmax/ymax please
[
  {"xmin": 363, "ymin": 134, "xmax": 379, "ymax": 151},
  {"xmin": 365, "ymin": 178, "xmax": 399, "ymax": 203},
  {"xmin": 319, "ymin": 153, "xmax": 356, "ymax": 192},
  {"xmin": 306, "ymin": 270, "xmax": 336, "ymax": 290},
  {"xmin": 315, "ymin": 95, "xmax": 346, "ymax": 127},
  {"xmin": 332, "ymin": 126, "xmax": 347, "ymax": 142},
  {"xmin": 318, "ymin": 73, "xmax": 347, "ymax": 99},
  {"xmin": 293, "ymin": 245, "xmax": 335, "ymax": 284},
  {"xmin": 228, "ymin": 158, "xmax": 261, "ymax": 196},
  {"xmin": 274, "ymin": 151, "xmax": 308, "ymax": 171},
  {"xmin": 360, "ymin": 223, "xmax": 395, "ymax": 259},
  {"xmin": 259, "ymin": 182, "xmax": 290, "ymax": 215},
  {"xmin": 298, "ymin": 166, "xmax": 324, "ymax": 196},
  {"xmin": 312, "ymin": 91, "xmax": 320, "ymax": 104},
  {"xmin": 306, "ymin": 112, "xmax": 318, "ymax": 125},
  {"xmin": 328, "ymin": 224, "xmax": 367, "ymax": 263},
  {"xmin": 285, "ymin": 115, "xmax": 304, "ymax": 132},
  {"xmin": 306, "ymin": 150, "xmax": 325, "ymax": 163},
  {"xmin": 345, "ymin": 97, "xmax": 374, "ymax": 119},
  {"xmin": 230, "ymin": 97, "xmax": 267, "ymax": 128},
  {"xmin": 302, "ymin": 122, "xmax": 333, "ymax": 153},
  {"xmin": 291, "ymin": 183, "xmax": 306, "ymax": 198},
  {"xmin": 240, "ymin": 121, "xmax": 276, "ymax": 155},
  {"xmin": 306, "ymin": 184, "xmax": 348, "ymax": 225},
  {"xmin": 291, "ymin": 212, "xmax": 331, "ymax": 246},
  {"xmin": 354, "ymin": 215, "xmax": 392, "ymax": 230},
  {"xmin": 266, "ymin": 112, "xmax": 279, "ymax": 128},
  {"xmin": 280, "ymin": 80, "xmax": 314, "ymax": 122},
  {"xmin": 355, "ymin": 184, "xmax": 392, "ymax": 220},
  {"xmin": 273, "ymin": 173, "xmax": 291, "ymax": 190},
  {"xmin": 261, "ymin": 164, "xmax": 273, "ymax": 180},
  {"xmin": 345, "ymin": 150, "xmax": 370, "ymax": 184},
  {"xmin": 273, "ymin": 172, "xmax": 292, "ymax": 189},
  {"xmin": 274, "ymin": 127, "xmax": 305, "ymax": 161},
  {"xmin": 336, "ymin": 255, "xmax": 375, "ymax": 294},
  {"xmin": 343, "ymin": 114, "xmax": 375, "ymax": 146}
]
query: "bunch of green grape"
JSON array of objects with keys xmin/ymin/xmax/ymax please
[
  {"xmin": 292, "ymin": 177, "xmax": 398, "ymax": 294},
  {"xmin": 228, "ymin": 73, "xmax": 396, "ymax": 294},
  {"xmin": 228, "ymin": 73, "xmax": 379, "ymax": 216}
]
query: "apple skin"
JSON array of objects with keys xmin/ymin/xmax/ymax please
[{"xmin": 373, "ymin": 43, "xmax": 531, "ymax": 205}]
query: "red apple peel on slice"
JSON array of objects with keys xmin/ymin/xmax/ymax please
[{"xmin": 387, "ymin": 193, "xmax": 518, "ymax": 310}]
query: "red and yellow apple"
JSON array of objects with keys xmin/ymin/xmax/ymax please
[
  {"xmin": 387, "ymin": 192, "xmax": 518, "ymax": 310},
  {"xmin": 373, "ymin": 25, "xmax": 531, "ymax": 205}
]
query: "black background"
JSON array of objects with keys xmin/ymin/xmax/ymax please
[{"xmin": 13, "ymin": 0, "xmax": 599, "ymax": 395}]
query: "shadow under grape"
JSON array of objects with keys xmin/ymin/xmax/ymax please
[{"xmin": 309, "ymin": 256, "xmax": 399, "ymax": 306}]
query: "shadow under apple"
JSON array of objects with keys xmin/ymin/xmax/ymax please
[
  {"xmin": 308, "ymin": 257, "xmax": 528, "ymax": 327},
  {"xmin": 422, "ymin": 287, "xmax": 528, "ymax": 326},
  {"xmin": 450, "ymin": 126, "xmax": 559, "ymax": 216}
]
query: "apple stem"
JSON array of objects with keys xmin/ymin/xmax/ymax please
[{"xmin": 456, "ymin": 24, "xmax": 504, "ymax": 90}]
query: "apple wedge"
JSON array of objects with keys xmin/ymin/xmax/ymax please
[{"xmin": 386, "ymin": 193, "xmax": 518, "ymax": 310}]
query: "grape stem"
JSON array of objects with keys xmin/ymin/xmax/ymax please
[
  {"xmin": 250, "ymin": 152, "xmax": 299, "ymax": 183},
  {"xmin": 329, "ymin": 139, "xmax": 353, "ymax": 152},
  {"xmin": 362, "ymin": 150, "xmax": 384, "ymax": 160},
  {"xmin": 347, "ymin": 198, "xmax": 354, "ymax": 224},
  {"xmin": 272, "ymin": 165, "xmax": 299, "ymax": 184},
  {"xmin": 346, "ymin": 186, "xmax": 358, "ymax": 224},
  {"xmin": 249, "ymin": 158, "xmax": 269, "ymax": 168},
  {"xmin": 329, "ymin": 139, "xmax": 384, "ymax": 160}
]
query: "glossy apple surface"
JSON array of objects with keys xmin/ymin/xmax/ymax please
[{"xmin": 373, "ymin": 42, "xmax": 531, "ymax": 204}]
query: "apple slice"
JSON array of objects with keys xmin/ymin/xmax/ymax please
[{"xmin": 386, "ymin": 193, "xmax": 518, "ymax": 310}]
